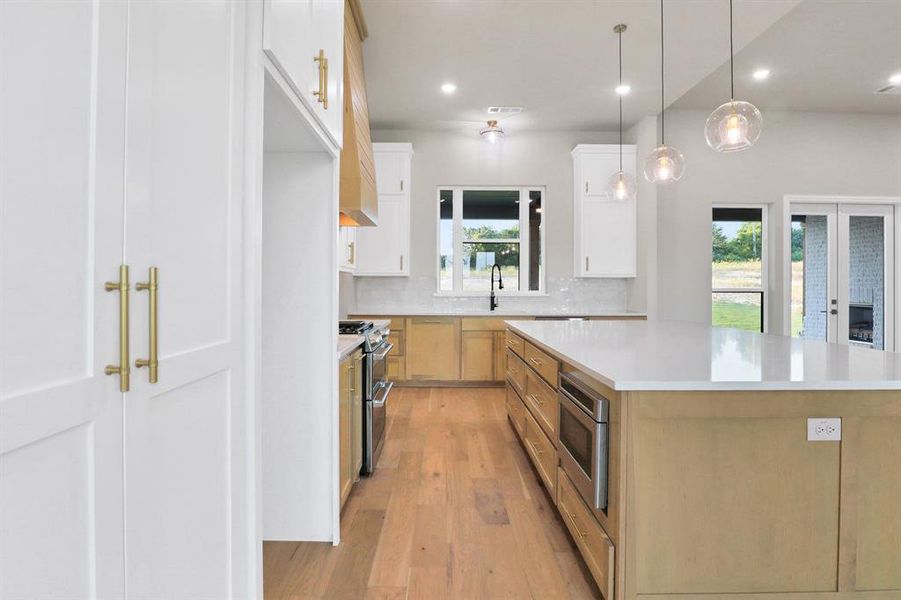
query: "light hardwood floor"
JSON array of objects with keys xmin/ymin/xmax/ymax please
[{"xmin": 263, "ymin": 387, "xmax": 601, "ymax": 599}]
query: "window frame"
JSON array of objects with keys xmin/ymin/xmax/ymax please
[
  {"xmin": 436, "ymin": 185, "xmax": 547, "ymax": 296},
  {"xmin": 711, "ymin": 203, "xmax": 769, "ymax": 332}
]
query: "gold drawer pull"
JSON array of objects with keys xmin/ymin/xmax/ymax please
[
  {"xmin": 529, "ymin": 357, "xmax": 542, "ymax": 366},
  {"xmin": 527, "ymin": 393, "xmax": 544, "ymax": 405},
  {"xmin": 567, "ymin": 510, "xmax": 588, "ymax": 539},
  {"xmin": 104, "ymin": 264, "xmax": 130, "ymax": 392},
  {"xmin": 313, "ymin": 49, "xmax": 328, "ymax": 108},
  {"xmin": 135, "ymin": 266, "xmax": 159, "ymax": 383}
]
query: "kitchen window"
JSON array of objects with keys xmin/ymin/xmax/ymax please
[
  {"xmin": 712, "ymin": 205, "xmax": 768, "ymax": 332},
  {"xmin": 438, "ymin": 187, "xmax": 544, "ymax": 294}
]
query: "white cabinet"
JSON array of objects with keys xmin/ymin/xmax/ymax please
[
  {"xmin": 263, "ymin": 0, "xmax": 344, "ymax": 145},
  {"xmin": 339, "ymin": 225, "xmax": 357, "ymax": 272},
  {"xmin": 1, "ymin": 1, "xmax": 249, "ymax": 597},
  {"xmin": 572, "ymin": 144, "xmax": 637, "ymax": 278},
  {"xmin": 355, "ymin": 143, "xmax": 413, "ymax": 276}
]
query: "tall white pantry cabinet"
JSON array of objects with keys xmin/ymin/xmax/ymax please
[{"xmin": 0, "ymin": 1, "xmax": 344, "ymax": 598}]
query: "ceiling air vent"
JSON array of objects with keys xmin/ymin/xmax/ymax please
[
  {"xmin": 874, "ymin": 84, "xmax": 901, "ymax": 95},
  {"xmin": 487, "ymin": 106, "xmax": 524, "ymax": 115}
]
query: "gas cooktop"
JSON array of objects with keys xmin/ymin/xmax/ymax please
[{"xmin": 338, "ymin": 320, "xmax": 374, "ymax": 335}]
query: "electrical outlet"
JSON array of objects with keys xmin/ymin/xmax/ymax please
[{"xmin": 807, "ymin": 418, "xmax": 841, "ymax": 441}]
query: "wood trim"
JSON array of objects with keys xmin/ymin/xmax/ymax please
[{"xmin": 347, "ymin": 0, "xmax": 368, "ymax": 41}]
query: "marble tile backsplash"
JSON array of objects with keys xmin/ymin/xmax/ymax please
[{"xmin": 353, "ymin": 276, "xmax": 628, "ymax": 314}]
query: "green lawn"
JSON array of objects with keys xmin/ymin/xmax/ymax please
[{"xmin": 712, "ymin": 300, "xmax": 762, "ymax": 332}]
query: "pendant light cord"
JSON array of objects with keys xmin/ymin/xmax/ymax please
[
  {"xmin": 660, "ymin": 0, "xmax": 665, "ymax": 145},
  {"xmin": 618, "ymin": 26, "xmax": 623, "ymax": 172},
  {"xmin": 729, "ymin": 0, "xmax": 735, "ymax": 101}
]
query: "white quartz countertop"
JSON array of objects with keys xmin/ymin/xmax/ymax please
[
  {"xmin": 337, "ymin": 334, "xmax": 364, "ymax": 359},
  {"xmin": 506, "ymin": 319, "xmax": 901, "ymax": 391},
  {"xmin": 353, "ymin": 310, "xmax": 646, "ymax": 318}
]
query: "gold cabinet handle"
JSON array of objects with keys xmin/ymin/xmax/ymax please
[
  {"xmin": 135, "ymin": 266, "xmax": 159, "ymax": 383},
  {"xmin": 313, "ymin": 49, "xmax": 328, "ymax": 108},
  {"xmin": 566, "ymin": 510, "xmax": 588, "ymax": 539},
  {"xmin": 348, "ymin": 241, "xmax": 355, "ymax": 264},
  {"xmin": 529, "ymin": 357, "xmax": 542, "ymax": 366},
  {"xmin": 105, "ymin": 264, "xmax": 130, "ymax": 392}
]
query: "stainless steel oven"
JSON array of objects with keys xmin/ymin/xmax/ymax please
[
  {"xmin": 558, "ymin": 371, "xmax": 609, "ymax": 515},
  {"xmin": 363, "ymin": 332, "xmax": 392, "ymax": 475},
  {"xmin": 366, "ymin": 338, "xmax": 392, "ymax": 400}
]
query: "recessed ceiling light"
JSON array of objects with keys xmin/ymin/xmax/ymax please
[
  {"xmin": 615, "ymin": 84, "xmax": 631, "ymax": 95},
  {"xmin": 752, "ymin": 68, "xmax": 770, "ymax": 81},
  {"xmin": 890, "ymin": 73, "xmax": 901, "ymax": 85},
  {"xmin": 441, "ymin": 82, "xmax": 457, "ymax": 94}
]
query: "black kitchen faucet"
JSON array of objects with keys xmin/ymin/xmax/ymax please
[{"xmin": 490, "ymin": 264, "xmax": 504, "ymax": 311}]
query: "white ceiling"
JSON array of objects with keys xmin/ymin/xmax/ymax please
[
  {"xmin": 360, "ymin": 0, "xmax": 802, "ymax": 132},
  {"xmin": 673, "ymin": 0, "xmax": 901, "ymax": 114}
]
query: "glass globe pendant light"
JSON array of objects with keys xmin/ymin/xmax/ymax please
[
  {"xmin": 607, "ymin": 24, "xmax": 637, "ymax": 202},
  {"xmin": 643, "ymin": 0, "xmax": 685, "ymax": 184},
  {"xmin": 705, "ymin": 0, "xmax": 762, "ymax": 152}
]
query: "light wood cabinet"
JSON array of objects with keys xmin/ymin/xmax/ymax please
[
  {"xmin": 524, "ymin": 367, "xmax": 558, "ymax": 441},
  {"xmin": 523, "ymin": 407, "xmax": 557, "ymax": 499},
  {"xmin": 505, "ymin": 330, "xmax": 525, "ymax": 358},
  {"xmin": 505, "ymin": 350, "xmax": 527, "ymax": 394},
  {"xmin": 461, "ymin": 331, "xmax": 496, "ymax": 381},
  {"xmin": 405, "ymin": 317, "xmax": 460, "ymax": 381},
  {"xmin": 572, "ymin": 144, "xmax": 637, "ymax": 278},
  {"xmin": 338, "ymin": 351, "xmax": 354, "ymax": 508},
  {"xmin": 505, "ymin": 386, "xmax": 527, "ymax": 437},
  {"xmin": 493, "ymin": 331, "xmax": 506, "ymax": 381},
  {"xmin": 558, "ymin": 467, "xmax": 615, "ymax": 599},
  {"xmin": 524, "ymin": 341, "xmax": 559, "ymax": 386},
  {"xmin": 354, "ymin": 144, "xmax": 412, "ymax": 276}
]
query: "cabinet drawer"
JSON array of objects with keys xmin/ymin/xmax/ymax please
[
  {"xmin": 524, "ymin": 408, "xmax": 557, "ymax": 499},
  {"xmin": 525, "ymin": 342, "xmax": 559, "ymax": 386},
  {"xmin": 462, "ymin": 317, "xmax": 508, "ymax": 331},
  {"xmin": 557, "ymin": 467, "xmax": 615, "ymax": 599},
  {"xmin": 525, "ymin": 368, "xmax": 558, "ymax": 442},
  {"xmin": 505, "ymin": 384, "xmax": 526, "ymax": 438},
  {"xmin": 505, "ymin": 350, "xmax": 526, "ymax": 394},
  {"xmin": 504, "ymin": 330, "xmax": 525, "ymax": 358}
]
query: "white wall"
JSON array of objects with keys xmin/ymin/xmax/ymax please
[{"xmin": 656, "ymin": 109, "xmax": 901, "ymax": 332}]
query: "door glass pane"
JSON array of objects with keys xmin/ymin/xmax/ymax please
[
  {"xmin": 792, "ymin": 215, "xmax": 829, "ymax": 341},
  {"xmin": 847, "ymin": 216, "xmax": 884, "ymax": 349},
  {"xmin": 527, "ymin": 190, "xmax": 542, "ymax": 291},
  {"xmin": 462, "ymin": 242, "xmax": 519, "ymax": 291},
  {"xmin": 712, "ymin": 291, "xmax": 763, "ymax": 332},
  {"xmin": 462, "ymin": 190, "xmax": 519, "ymax": 240},
  {"xmin": 712, "ymin": 207, "xmax": 763, "ymax": 289},
  {"xmin": 439, "ymin": 190, "xmax": 453, "ymax": 291}
]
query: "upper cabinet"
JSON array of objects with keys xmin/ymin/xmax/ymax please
[
  {"xmin": 339, "ymin": 0, "xmax": 378, "ymax": 226},
  {"xmin": 263, "ymin": 0, "xmax": 344, "ymax": 145},
  {"xmin": 355, "ymin": 143, "xmax": 412, "ymax": 276},
  {"xmin": 572, "ymin": 144, "xmax": 637, "ymax": 278}
]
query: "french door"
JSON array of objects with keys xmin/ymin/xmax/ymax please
[{"xmin": 790, "ymin": 203, "xmax": 894, "ymax": 350}]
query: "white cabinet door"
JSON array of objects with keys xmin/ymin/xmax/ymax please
[
  {"xmin": 122, "ymin": 2, "xmax": 247, "ymax": 597},
  {"xmin": 339, "ymin": 226, "xmax": 356, "ymax": 272},
  {"xmin": 0, "ymin": 1, "xmax": 127, "ymax": 597},
  {"xmin": 374, "ymin": 149, "xmax": 407, "ymax": 195},
  {"xmin": 355, "ymin": 195, "xmax": 409, "ymax": 275},
  {"xmin": 315, "ymin": 0, "xmax": 344, "ymax": 143},
  {"xmin": 581, "ymin": 154, "xmax": 615, "ymax": 198},
  {"xmin": 573, "ymin": 145, "xmax": 637, "ymax": 278},
  {"xmin": 581, "ymin": 200, "xmax": 637, "ymax": 277},
  {"xmin": 263, "ymin": 0, "xmax": 343, "ymax": 145}
]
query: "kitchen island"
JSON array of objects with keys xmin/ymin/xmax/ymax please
[{"xmin": 504, "ymin": 319, "xmax": 901, "ymax": 600}]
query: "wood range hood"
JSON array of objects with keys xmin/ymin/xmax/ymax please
[{"xmin": 339, "ymin": 0, "xmax": 377, "ymax": 227}]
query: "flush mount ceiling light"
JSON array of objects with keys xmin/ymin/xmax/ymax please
[
  {"xmin": 615, "ymin": 83, "xmax": 631, "ymax": 96},
  {"xmin": 441, "ymin": 82, "xmax": 457, "ymax": 94},
  {"xmin": 753, "ymin": 68, "xmax": 770, "ymax": 81},
  {"xmin": 705, "ymin": 0, "xmax": 763, "ymax": 152},
  {"xmin": 608, "ymin": 24, "xmax": 637, "ymax": 202},
  {"xmin": 644, "ymin": 0, "xmax": 685, "ymax": 185},
  {"xmin": 889, "ymin": 73, "xmax": 901, "ymax": 85},
  {"xmin": 479, "ymin": 120, "xmax": 505, "ymax": 144}
]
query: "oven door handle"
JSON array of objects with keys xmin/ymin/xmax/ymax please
[
  {"xmin": 373, "ymin": 381, "xmax": 393, "ymax": 407},
  {"xmin": 372, "ymin": 342, "xmax": 394, "ymax": 361}
]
